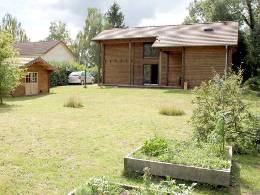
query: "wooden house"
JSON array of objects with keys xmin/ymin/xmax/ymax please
[{"xmin": 92, "ymin": 21, "xmax": 239, "ymax": 88}]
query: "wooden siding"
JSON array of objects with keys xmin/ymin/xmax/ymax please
[
  {"xmin": 168, "ymin": 50, "xmax": 182, "ymax": 86},
  {"xmin": 12, "ymin": 62, "xmax": 51, "ymax": 96},
  {"xmin": 103, "ymin": 42, "xmax": 159, "ymax": 85},
  {"xmin": 104, "ymin": 43, "xmax": 130, "ymax": 84},
  {"xmin": 184, "ymin": 46, "xmax": 226, "ymax": 88}
]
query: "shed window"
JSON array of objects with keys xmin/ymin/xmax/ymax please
[
  {"xmin": 144, "ymin": 43, "xmax": 159, "ymax": 58},
  {"xmin": 25, "ymin": 72, "xmax": 38, "ymax": 83}
]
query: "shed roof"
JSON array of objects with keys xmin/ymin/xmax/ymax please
[
  {"xmin": 16, "ymin": 57, "xmax": 54, "ymax": 71},
  {"xmin": 92, "ymin": 21, "xmax": 239, "ymax": 47},
  {"xmin": 13, "ymin": 40, "xmax": 61, "ymax": 56}
]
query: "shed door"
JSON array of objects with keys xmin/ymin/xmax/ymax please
[{"xmin": 25, "ymin": 72, "xmax": 38, "ymax": 95}]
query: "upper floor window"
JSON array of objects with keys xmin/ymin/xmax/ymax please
[{"xmin": 143, "ymin": 43, "xmax": 159, "ymax": 58}]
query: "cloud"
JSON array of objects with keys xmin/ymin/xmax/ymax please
[{"xmin": 0, "ymin": 0, "xmax": 192, "ymax": 41}]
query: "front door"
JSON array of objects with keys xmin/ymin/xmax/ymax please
[
  {"xmin": 25, "ymin": 72, "xmax": 38, "ymax": 95},
  {"xmin": 144, "ymin": 64, "xmax": 158, "ymax": 85}
]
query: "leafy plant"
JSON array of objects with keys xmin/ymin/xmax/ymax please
[
  {"xmin": 159, "ymin": 106, "xmax": 185, "ymax": 116},
  {"xmin": 142, "ymin": 136, "xmax": 168, "ymax": 157},
  {"xmin": 245, "ymin": 76, "xmax": 260, "ymax": 91},
  {"xmin": 191, "ymin": 71, "xmax": 260, "ymax": 153},
  {"xmin": 75, "ymin": 169, "xmax": 195, "ymax": 195},
  {"xmin": 135, "ymin": 138, "xmax": 230, "ymax": 169},
  {"xmin": 64, "ymin": 96, "xmax": 83, "ymax": 108},
  {"xmin": 0, "ymin": 31, "xmax": 24, "ymax": 104}
]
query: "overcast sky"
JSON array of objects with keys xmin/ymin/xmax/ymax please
[{"xmin": 0, "ymin": 0, "xmax": 192, "ymax": 41}]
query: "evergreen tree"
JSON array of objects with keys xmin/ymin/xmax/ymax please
[{"xmin": 105, "ymin": 2, "xmax": 125, "ymax": 28}]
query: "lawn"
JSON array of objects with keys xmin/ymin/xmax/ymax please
[{"xmin": 0, "ymin": 86, "xmax": 259, "ymax": 195}]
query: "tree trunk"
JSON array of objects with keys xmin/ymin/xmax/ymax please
[{"xmin": 0, "ymin": 97, "xmax": 3, "ymax": 105}]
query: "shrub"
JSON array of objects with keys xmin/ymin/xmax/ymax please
[
  {"xmin": 245, "ymin": 76, "xmax": 260, "ymax": 91},
  {"xmin": 159, "ymin": 106, "xmax": 185, "ymax": 116},
  {"xmin": 135, "ymin": 138, "xmax": 230, "ymax": 169},
  {"xmin": 75, "ymin": 170, "xmax": 195, "ymax": 195},
  {"xmin": 49, "ymin": 61, "xmax": 85, "ymax": 87},
  {"xmin": 142, "ymin": 136, "xmax": 168, "ymax": 157},
  {"xmin": 64, "ymin": 96, "xmax": 83, "ymax": 108},
  {"xmin": 191, "ymin": 71, "xmax": 260, "ymax": 153}
]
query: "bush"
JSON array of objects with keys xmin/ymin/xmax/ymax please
[
  {"xmin": 49, "ymin": 61, "xmax": 85, "ymax": 87},
  {"xmin": 142, "ymin": 136, "xmax": 168, "ymax": 157},
  {"xmin": 64, "ymin": 96, "xmax": 83, "ymax": 108},
  {"xmin": 191, "ymin": 71, "xmax": 260, "ymax": 153},
  {"xmin": 75, "ymin": 170, "xmax": 195, "ymax": 195},
  {"xmin": 159, "ymin": 106, "xmax": 185, "ymax": 116},
  {"xmin": 245, "ymin": 76, "xmax": 260, "ymax": 91}
]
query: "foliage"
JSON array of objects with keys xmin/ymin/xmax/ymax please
[
  {"xmin": 0, "ymin": 13, "xmax": 29, "ymax": 42},
  {"xmin": 49, "ymin": 61, "xmax": 85, "ymax": 87},
  {"xmin": 86, "ymin": 65, "xmax": 99, "ymax": 83},
  {"xmin": 142, "ymin": 136, "xmax": 168, "ymax": 157},
  {"xmin": 245, "ymin": 76, "xmax": 260, "ymax": 91},
  {"xmin": 159, "ymin": 106, "xmax": 185, "ymax": 116},
  {"xmin": 0, "ymin": 31, "xmax": 24, "ymax": 104},
  {"xmin": 184, "ymin": 0, "xmax": 260, "ymax": 78},
  {"xmin": 105, "ymin": 2, "xmax": 125, "ymax": 28},
  {"xmin": 191, "ymin": 71, "xmax": 260, "ymax": 153},
  {"xmin": 64, "ymin": 96, "xmax": 83, "ymax": 108},
  {"xmin": 135, "ymin": 138, "xmax": 230, "ymax": 169},
  {"xmin": 46, "ymin": 21, "xmax": 72, "ymax": 45},
  {"xmin": 72, "ymin": 8, "xmax": 105, "ymax": 65},
  {"xmin": 75, "ymin": 169, "xmax": 195, "ymax": 195}
]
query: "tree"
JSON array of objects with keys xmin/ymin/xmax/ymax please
[
  {"xmin": 46, "ymin": 21, "xmax": 72, "ymax": 45},
  {"xmin": 105, "ymin": 2, "xmax": 125, "ymax": 28},
  {"xmin": 0, "ymin": 31, "xmax": 24, "ymax": 104},
  {"xmin": 184, "ymin": 0, "xmax": 260, "ymax": 79},
  {"xmin": 73, "ymin": 8, "xmax": 104, "ymax": 65},
  {"xmin": 0, "ymin": 13, "xmax": 29, "ymax": 42}
]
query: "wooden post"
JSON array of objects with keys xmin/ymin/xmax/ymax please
[
  {"xmin": 159, "ymin": 50, "xmax": 162, "ymax": 86},
  {"xmin": 129, "ymin": 42, "xmax": 132, "ymax": 85},
  {"xmin": 181, "ymin": 47, "xmax": 185, "ymax": 87},
  {"xmin": 101, "ymin": 43, "xmax": 105, "ymax": 84},
  {"xmin": 166, "ymin": 51, "xmax": 169, "ymax": 86},
  {"xmin": 98, "ymin": 43, "xmax": 101, "ymax": 85},
  {"xmin": 224, "ymin": 45, "xmax": 228, "ymax": 77}
]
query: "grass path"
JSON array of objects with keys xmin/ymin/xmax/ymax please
[{"xmin": 0, "ymin": 86, "xmax": 259, "ymax": 194}]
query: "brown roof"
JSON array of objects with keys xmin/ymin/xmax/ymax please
[
  {"xmin": 13, "ymin": 40, "xmax": 61, "ymax": 56},
  {"xmin": 92, "ymin": 21, "xmax": 239, "ymax": 47},
  {"xmin": 15, "ymin": 57, "xmax": 54, "ymax": 71}
]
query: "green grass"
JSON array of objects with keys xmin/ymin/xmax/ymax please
[
  {"xmin": 0, "ymin": 86, "xmax": 259, "ymax": 194},
  {"xmin": 159, "ymin": 105, "xmax": 185, "ymax": 116}
]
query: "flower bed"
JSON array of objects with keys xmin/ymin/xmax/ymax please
[{"xmin": 124, "ymin": 139, "xmax": 232, "ymax": 186}]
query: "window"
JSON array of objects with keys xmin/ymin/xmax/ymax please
[
  {"xmin": 25, "ymin": 72, "xmax": 38, "ymax": 83},
  {"xmin": 143, "ymin": 43, "xmax": 159, "ymax": 58}
]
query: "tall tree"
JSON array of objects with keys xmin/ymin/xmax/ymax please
[
  {"xmin": 105, "ymin": 2, "xmax": 125, "ymax": 28},
  {"xmin": 0, "ymin": 13, "xmax": 29, "ymax": 42},
  {"xmin": 0, "ymin": 31, "xmax": 24, "ymax": 104},
  {"xmin": 73, "ymin": 8, "xmax": 104, "ymax": 65},
  {"xmin": 184, "ymin": 0, "xmax": 260, "ymax": 78},
  {"xmin": 46, "ymin": 21, "xmax": 72, "ymax": 45}
]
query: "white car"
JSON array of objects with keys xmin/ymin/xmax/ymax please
[{"xmin": 68, "ymin": 71, "xmax": 94, "ymax": 84}]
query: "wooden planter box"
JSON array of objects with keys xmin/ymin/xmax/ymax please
[{"xmin": 124, "ymin": 146, "xmax": 232, "ymax": 186}]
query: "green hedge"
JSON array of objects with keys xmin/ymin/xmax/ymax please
[{"xmin": 245, "ymin": 76, "xmax": 260, "ymax": 91}]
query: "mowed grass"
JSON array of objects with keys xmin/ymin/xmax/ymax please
[{"xmin": 0, "ymin": 85, "xmax": 259, "ymax": 195}]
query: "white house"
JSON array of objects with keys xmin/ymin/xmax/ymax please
[{"xmin": 13, "ymin": 40, "xmax": 75, "ymax": 62}]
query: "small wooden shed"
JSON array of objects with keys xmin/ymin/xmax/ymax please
[{"xmin": 13, "ymin": 57, "xmax": 54, "ymax": 96}]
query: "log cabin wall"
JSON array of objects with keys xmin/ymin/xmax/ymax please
[{"xmin": 184, "ymin": 46, "xmax": 227, "ymax": 88}]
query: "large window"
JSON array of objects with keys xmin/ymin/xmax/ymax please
[{"xmin": 143, "ymin": 43, "xmax": 159, "ymax": 58}]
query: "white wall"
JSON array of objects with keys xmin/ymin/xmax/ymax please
[{"xmin": 42, "ymin": 43, "xmax": 75, "ymax": 62}]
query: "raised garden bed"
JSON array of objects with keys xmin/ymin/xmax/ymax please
[{"xmin": 124, "ymin": 145, "xmax": 232, "ymax": 186}]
